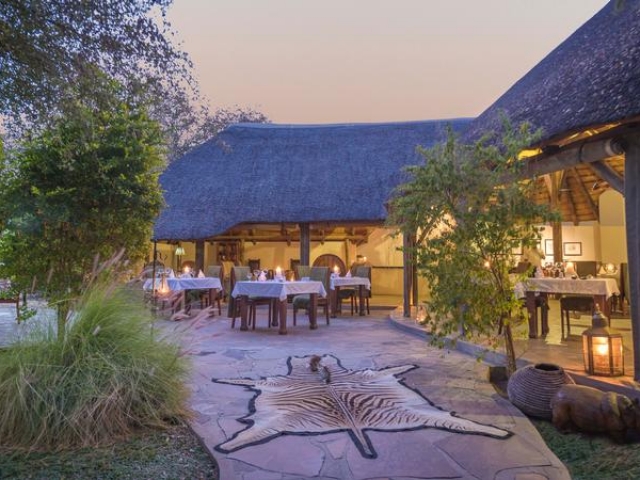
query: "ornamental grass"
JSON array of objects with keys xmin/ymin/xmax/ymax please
[{"xmin": 0, "ymin": 282, "xmax": 191, "ymax": 451}]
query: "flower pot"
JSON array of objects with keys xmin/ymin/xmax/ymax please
[{"xmin": 507, "ymin": 363, "xmax": 574, "ymax": 419}]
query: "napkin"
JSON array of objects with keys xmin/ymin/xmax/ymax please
[
  {"xmin": 345, "ymin": 270, "xmax": 352, "ymax": 278},
  {"xmin": 168, "ymin": 269, "xmax": 175, "ymax": 278},
  {"xmin": 197, "ymin": 269, "xmax": 205, "ymax": 278}
]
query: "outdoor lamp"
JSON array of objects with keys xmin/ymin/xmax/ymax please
[{"xmin": 582, "ymin": 305, "xmax": 624, "ymax": 377}]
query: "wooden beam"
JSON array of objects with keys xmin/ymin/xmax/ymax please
[
  {"xmin": 524, "ymin": 138, "xmax": 624, "ymax": 178},
  {"xmin": 623, "ymin": 133, "xmax": 640, "ymax": 381},
  {"xmin": 589, "ymin": 161, "xmax": 624, "ymax": 194},
  {"xmin": 569, "ymin": 167, "xmax": 598, "ymax": 220}
]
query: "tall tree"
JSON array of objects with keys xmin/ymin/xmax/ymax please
[
  {"xmin": 389, "ymin": 120, "xmax": 557, "ymax": 374},
  {"xmin": 0, "ymin": 72, "xmax": 165, "ymax": 334},
  {"xmin": 0, "ymin": 0, "xmax": 192, "ymax": 130}
]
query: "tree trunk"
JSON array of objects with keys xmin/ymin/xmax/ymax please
[
  {"xmin": 56, "ymin": 302, "xmax": 69, "ymax": 340},
  {"xmin": 503, "ymin": 320, "xmax": 517, "ymax": 376}
]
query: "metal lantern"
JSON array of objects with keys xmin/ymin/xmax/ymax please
[{"xmin": 582, "ymin": 305, "xmax": 624, "ymax": 376}]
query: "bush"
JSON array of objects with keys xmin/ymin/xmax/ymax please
[{"xmin": 0, "ymin": 283, "xmax": 191, "ymax": 450}]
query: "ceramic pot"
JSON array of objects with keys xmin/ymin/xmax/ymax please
[{"xmin": 507, "ymin": 363, "xmax": 575, "ymax": 419}]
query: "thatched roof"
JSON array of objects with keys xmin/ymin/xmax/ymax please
[
  {"xmin": 153, "ymin": 119, "xmax": 471, "ymax": 241},
  {"xmin": 464, "ymin": 0, "xmax": 640, "ymax": 145}
]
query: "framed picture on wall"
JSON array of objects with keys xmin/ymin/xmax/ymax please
[
  {"xmin": 544, "ymin": 239, "xmax": 554, "ymax": 256},
  {"xmin": 563, "ymin": 242, "xmax": 582, "ymax": 256}
]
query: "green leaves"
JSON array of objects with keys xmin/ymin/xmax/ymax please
[
  {"xmin": 0, "ymin": 75, "xmax": 164, "ymax": 318},
  {"xmin": 390, "ymin": 119, "xmax": 557, "ymax": 371}
]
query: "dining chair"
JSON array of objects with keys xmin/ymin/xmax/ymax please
[
  {"xmin": 560, "ymin": 295, "xmax": 595, "ymax": 339},
  {"xmin": 354, "ymin": 266, "xmax": 372, "ymax": 314},
  {"xmin": 204, "ymin": 265, "xmax": 223, "ymax": 315},
  {"xmin": 230, "ymin": 266, "xmax": 273, "ymax": 329},
  {"xmin": 292, "ymin": 266, "xmax": 330, "ymax": 325},
  {"xmin": 295, "ymin": 265, "xmax": 312, "ymax": 280}
]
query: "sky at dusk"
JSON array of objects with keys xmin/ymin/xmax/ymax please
[{"xmin": 168, "ymin": 0, "xmax": 609, "ymax": 124}]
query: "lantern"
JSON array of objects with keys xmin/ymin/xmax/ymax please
[
  {"xmin": 157, "ymin": 272, "xmax": 171, "ymax": 296},
  {"xmin": 582, "ymin": 305, "xmax": 624, "ymax": 376}
]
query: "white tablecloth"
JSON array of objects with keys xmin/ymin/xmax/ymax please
[
  {"xmin": 232, "ymin": 280, "xmax": 327, "ymax": 301},
  {"xmin": 516, "ymin": 277, "xmax": 620, "ymax": 299},
  {"xmin": 143, "ymin": 277, "xmax": 222, "ymax": 292},
  {"xmin": 330, "ymin": 277, "xmax": 371, "ymax": 290}
]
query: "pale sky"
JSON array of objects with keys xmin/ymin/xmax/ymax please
[{"xmin": 168, "ymin": 0, "xmax": 609, "ymax": 124}]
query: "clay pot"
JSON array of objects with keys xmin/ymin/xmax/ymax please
[{"xmin": 507, "ymin": 363, "xmax": 575, "ymax": 419}]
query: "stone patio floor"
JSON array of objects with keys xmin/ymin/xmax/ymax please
[
  {"xmin": 2, "ymin": 300, "xmax": 612, "ymax": 479},
  {"xmin": 166, "ymin": 305, "xmax": 570, "ymax": 480}
]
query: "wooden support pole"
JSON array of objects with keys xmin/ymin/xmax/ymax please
[
  {"xmin": 623, "ymin": 134, "xmax": 640, "ymax": 381},
  {"xmin": 552, "ymin": 222, "xmax": 563, "ymax": 264},
  {"xmin": 412, "ymin": 243, "xmax": 419, "ymax": 307},
  {"xmin": 151, "ymin": 241, "xmax": 158, "ymax": 296},
  {"xmin": 300, "ymin": 223, "xmax": 310, "ymax": 266},
  {"xmin": 195, "ymin": 240, "xmax": 205, "ymax": 273},
  {"xmin": 402, "ymin": 232, "xmax": 414, "ymax": 317}
]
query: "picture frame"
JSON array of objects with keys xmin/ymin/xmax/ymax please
[
  {"xmin": 563, "ymin": 242, "xmax": 582, "ymax": 257},
  {"xmin": 544, "ymin": 239, "xmax": 554, "ymax": 256}
]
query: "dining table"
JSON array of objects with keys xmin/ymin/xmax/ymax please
[
  {"xmin": 143, "ymin": 276, "xmax": 222, "ymax": 313},
  {"xmin": 517, "ymin": 277, "xmax": 620, "ymax": 338},
  {"xmin": 329, "ymin": 276, "xmax": 371, "ymax": 317},
  {"xmin": 231, "ymin": 280, "xmax": 327, "ymax": 334}
]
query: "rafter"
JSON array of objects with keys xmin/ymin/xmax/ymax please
[
  {"xmin": 569, "ymin": 167, "xmax": 598, "ymax": 219},
  {"xmin": 560, "ymin": 172, "xmax": 578, "ymax": 225},
  {"xmin": 589, "ymin": 160, "xmax": 624, "ymax": 194}
]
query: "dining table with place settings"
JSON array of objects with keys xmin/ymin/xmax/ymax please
[
  {"xmin": 329, "ymin": 276, "xmax": 371, "ymax": 317},
  {"xmin": 143, "ymin": 276, "xmax": 223, "ymax": 313},
  {"xmin": 231, "ymin": 280, "xmax": 327, "ymax": 334},
  {"xmin": 516, "ymin": 277, "xmax": 620, "ymax": 338}
]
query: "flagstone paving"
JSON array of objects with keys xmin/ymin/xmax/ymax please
[
  {"xmin": 170, "ymin": 309, "xmax": 570, "ymax": 480},
  {"xmin": 0, "ymin": 302, "xmax": 571, "ymax": 479}
]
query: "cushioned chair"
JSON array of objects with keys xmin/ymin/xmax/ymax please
[
  {"xmin": 354, "ymin": 266, "xmax": 372, "ymax": 314},
  {"xmin": 230, "ymin": 266, "xmax": 273, "ymax": 329},
  {"xmin": 295, "ymin": 265, "xmax": 312, "ymax": 280},
  {"xmin": 560, "ymin": 295, "xmax": 594, "ymax": 339},
  {"xmin": 293, "ymin": 266, "xmax": 330, "ymax": 326}
]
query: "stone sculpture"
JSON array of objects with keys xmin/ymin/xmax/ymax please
[{"xmin": 551, "ymin": 384, "xmax": 640, "ymax": 443}]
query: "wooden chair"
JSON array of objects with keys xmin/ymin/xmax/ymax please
[
  {"xmin": 203, "ymin": 265, "xmax": 223, "ymax": 315},
  {"xmin": 354, "ymin": 266, "xmax": 372, "ymax": 314},
  {"xmin": 337, "ymin": 287, "xmax": 357, "ymax": 315},
  {"xmin": 560, "ymin": 295, "xmax": 595, "ymax": 339},
  {"xmin": 293, "ymin": 266, "xmax": 330, "ymax": 325},
  {"xmin": 230, "ymin": 266, "xmax": 272, "ymax": 329}
]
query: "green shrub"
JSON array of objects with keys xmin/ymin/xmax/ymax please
[{"xmin": 0, "ymin": 283, "xmax": 191, "ymax": 450}]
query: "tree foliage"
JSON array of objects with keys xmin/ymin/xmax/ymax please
[
  {"xmin": 0, "ymin": 0, "xmax": 191, "ymax": 128},
  {"xmin": 162, "ymin": 101, "xmax": 270, "ymax": 161},
  {"xmin": 0, "ymin": 73, "xmax": 165, "ymax": 327},
  {"xmin": 389, "ymin": 120, "xmax": 557, "ymax": 373}
]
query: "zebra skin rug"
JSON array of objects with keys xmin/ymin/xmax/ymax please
[{"xmin": 212, "ymin": 354, "xmax": 511, "ymax": 459}]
